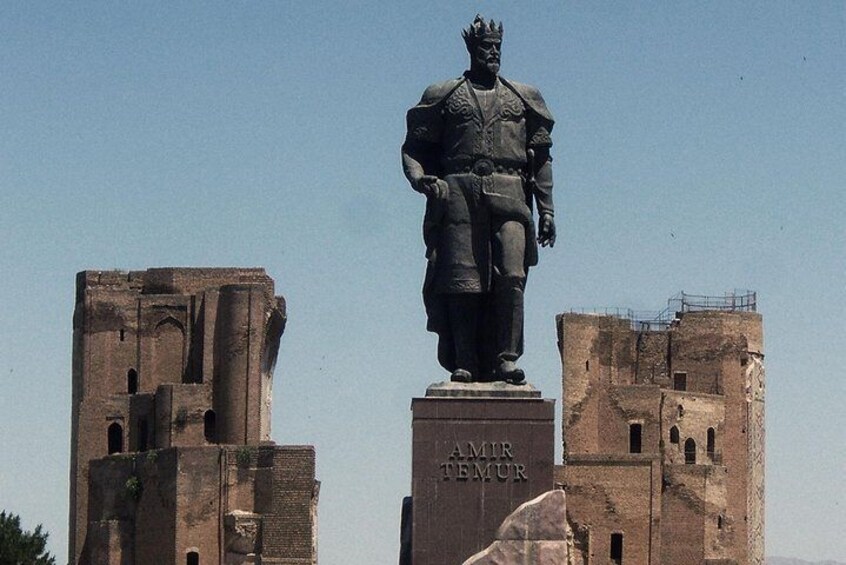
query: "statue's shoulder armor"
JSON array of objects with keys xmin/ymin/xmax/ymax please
[
  {"xmin": 499, "ymin": 77, "xmax": 554, "ymax": 123},
  {"xmin": 405, "ymin": 77, "xmax": 466, "ymax": 144},
  {"xmin": 418, "ymin": 77, "xmax": 466, "ymax": 107}
]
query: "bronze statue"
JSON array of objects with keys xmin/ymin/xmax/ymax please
[{"xmin": 402, "ymin": 15, "xmax": 556, "ymax": 385}]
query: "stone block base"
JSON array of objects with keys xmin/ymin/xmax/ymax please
[{"xmin": 410, "ymin": 385, "xmax": 555, "ymax": 565}]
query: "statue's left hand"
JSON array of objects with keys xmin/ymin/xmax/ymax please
[{"xmin": 538, "ymin": 213, "xmax": 556, "ymax": 248}]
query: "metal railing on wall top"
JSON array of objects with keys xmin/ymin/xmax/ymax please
[{"xmin": 569, "ymin": 290, "xmax": 757, "ymax": 331}]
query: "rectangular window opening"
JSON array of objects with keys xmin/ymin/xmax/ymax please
[
  {"xmin": 610, "ymin": 532, "xmax": 623, "ymax": 564},
  {"xmin": 673, "ymin": 372, "xmax": 687, "ymax": 391},
  {"xmin": 629, "ymin": 423, "xmax": 642, "ymax": 454}
]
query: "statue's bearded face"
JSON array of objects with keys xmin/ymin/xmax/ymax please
[{"xmin": 471, "ymin": 37, "xmax": 501, "ymax": 75}]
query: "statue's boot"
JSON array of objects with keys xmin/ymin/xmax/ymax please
[
  {"xmin": 451, "ymin": 368, "xmax": 473, "ymax": 383},
  {"xmin": 494, "ymin": 277, "xmax": 525, "ymax": 385},
  {"xmin": 449, "ymin": 294, "xmax": 480, "ymax": 382}
]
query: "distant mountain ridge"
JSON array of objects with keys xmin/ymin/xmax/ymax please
[{"xmin": 768, "ymin": 558, "xmax": 845, "ymax": 565}]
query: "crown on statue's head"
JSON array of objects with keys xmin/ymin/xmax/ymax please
[{"xmin": 462, "ymin": 14, "xmax": 503, "ymax": 47}]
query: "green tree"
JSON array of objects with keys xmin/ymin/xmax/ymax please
[{"xmin": 0, "ymin": 511, "xmax": 56, "ymax": 565}]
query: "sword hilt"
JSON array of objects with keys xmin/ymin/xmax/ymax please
[{"xmin": 526, "ymin": 148, "xmax": 537, "ymax": 190}]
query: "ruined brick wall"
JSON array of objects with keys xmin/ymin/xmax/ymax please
[
  {"xmin": 558, "ymin": 314, "xmax": 637, "ymax": 458},
  {"xmin": 558, "ymin": 309, "xmax": 763, "ymax": 565},
  {"xmin": 746, "ymin": 354, "xmax": 765, "ymax": 565},
  {"xmin": 69, "ymin": 268, "xmax": 315, "ymax": 565},
  {"xmin": 83, "ymin": 451, "xmax": 177, "ymax": 565},
  {"xmin": 128, "ymin": 393, "xmax": 155, "ymax": 453},
  {"xmin": 83, "ymin": 447, "xmax": 222, "ymax": 565},
  {"xmin": 79, "ymin": 520, "xmax": 131, "ymax": 565},
  {"xmin": 70, "ymin": 271, "xmax": 142, "ymax": 561},
  {"xmin": 672, "ymin": 311, "xmax": 763, "ymax": 565},
  {"xmin": 661, "ymin": 391, "xmax": 725, "ymax": 466},
  {"xmin": 154, "ymin": 384, "xmax": 214, "ymax": 448},
  {"xmin": 172, "ymin": 448, "xmax": 223, "ymax": 565},
  {"xmin": 260, "ymin": 446, "xmax": 318, "ymax": 564},
  {"xmin": 136, "ymin": 292, "xmax": 190, "ymax": 390},
  {"xmin": 83, "ymin": 457, "xmax": 138, "ymax": 550},
  {"xmin": 223, "ymin": 447, "xmax": 262, "ymax": 514},
  {"xmin": 556, "ymin": 457, "xmax": 662, "ymax": 564},
  {"xmin": 213, "ymin": 284, "xmax": 274, "ymax": 445},
  {"xmin": 80, "ymin": 444, "xmax": 319, "ymax": 565},
  {"xmin": 634, "ymin": 331, "xmax": 669, "ymax": 386},
  {"xmin": 602, "ymin": 385, "xmax": 662, "ymax": 456},
  {"xmin": 558, "ymin": 313, "xmax": 603, "ymax": 456},
  {"xmin": 660, "ymin": 465, "xmax": 706, "ymax": 564},
  {"xmin": 131, "ymin": 449, "xmax": 179, "ymax": 565}
]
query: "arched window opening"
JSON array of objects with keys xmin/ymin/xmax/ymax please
[
  {"xmin": 108, "ymin": 422, "xmax": 123, "ymax": 454},
  {"xmin": 138, "ymin": 419, "xmax": 148, "ymax": 452},
  {"xmin": 585, "ymin": 360, "xmax": 590, "ymax": 372},
  {"xmin": 684, "ymin": 438, "xmax": 696, "ymax": 464},
  {"xmin": 610, "ymin": 533, "xmax": 623, "ymax": 564},
  {"xmin": 203, "ymin": 410, "xmax": 216, "ymax": 443},
  {"xmin": 119, "ymin": 328, "xmax": 126, "ymax": 342},
  {"xmin": 186, "ymin": 551, "xmax": 199, "ymax": 565},
  {"xmin": 677, "ymin": 405, "xmax": 684, "ymax": 418},
  {"xmin": 127, "ymin": 369, "xmax": 138, "ymax": 395},
  {"xmin": 707, "ymin": 428, "xmax": 716, "ymax": 459},
  {"xmin": 629, "ymin": 423, "xmax": 642, "ymax": 454},
  {"xmin": 673, "ymin": 372, "xmax": 687, "ymax": 391},
  {"xmin": 669, "ymin": 426, "xmax": 679, "ymax": 444},
  {"xmin": 717, "ymin": 515, "xmax": 724, "ymax": 530}
]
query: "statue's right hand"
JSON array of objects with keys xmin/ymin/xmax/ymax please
[{"xmin": 416, "ymin": 175, "xmax": 449, "ymax": 201}]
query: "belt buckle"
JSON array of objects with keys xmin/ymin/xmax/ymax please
[{"xmin": 471, "ymin": 158, "xmax": 495, "ymax": 177}]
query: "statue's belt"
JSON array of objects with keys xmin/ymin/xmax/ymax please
[
  {"xmin": 443, "ymin": 158, "xmax": 525, "ymax": 178},
  {"xmin": 438, "ymin": 158, "xmax": 534, "ymax": 222}
]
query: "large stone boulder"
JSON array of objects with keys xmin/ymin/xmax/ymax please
[{"xmin": 462, "ymin": 490, "xmax": 570, "ymax": 565}]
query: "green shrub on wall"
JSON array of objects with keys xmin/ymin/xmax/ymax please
[
  {"xmin": 236, "ymin": 446, "xmax": 252, "ymax": 467},
  {"xmin": 125, "ymin": 476, "xmax": 143, "ymax": 501}
]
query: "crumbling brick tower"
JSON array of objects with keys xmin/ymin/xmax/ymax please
[
  {"xmin": 556, "ymin": 292, "xmax": 764, "ymax": 565},
  {"xmin": 69, "ymin": 268, "xmax": 319, "ymax": 565}
]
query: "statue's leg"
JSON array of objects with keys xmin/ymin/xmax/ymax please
[
  {"xmin": 447, "ymin": 293, "xmax": 481, "ymax": 382},
  {"xmin": 492, "ymin": 220, "xmax": 527, "ymax": 384}
]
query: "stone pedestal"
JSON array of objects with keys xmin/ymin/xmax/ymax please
[{"xmin": 410, "ymin": 382, "xmax": 555, "ymax": 565}]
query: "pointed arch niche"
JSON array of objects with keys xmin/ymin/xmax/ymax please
[
  {"xmin": 684, "ymin": 438, "xmax": 696, "ymax": 464},
  {"xmin": 152, "ymin": 317, "xmax": 185, "ymax": 385}
]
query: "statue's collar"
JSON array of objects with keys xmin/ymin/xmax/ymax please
[{"xmin": 462, "ymin": 70, "xmax": 499, "ymax": 91}]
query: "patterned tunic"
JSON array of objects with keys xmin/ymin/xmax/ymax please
[{"xmin": 404, "ymin": 75, "xmax": 554, "ymax": 293}]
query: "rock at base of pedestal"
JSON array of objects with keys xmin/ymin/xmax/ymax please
[{"xmin": 462, "ymin": 490, "xmax": 571, "ymax": 565}]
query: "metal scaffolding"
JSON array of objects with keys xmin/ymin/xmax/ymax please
[{"xmin": 569, "ymin": 290, "xmax": 757, "ymax": 331}]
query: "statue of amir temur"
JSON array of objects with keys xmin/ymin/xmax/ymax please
[{"xmin": 402, "ymin": 15, "xmax": 557, "ymax": 385}]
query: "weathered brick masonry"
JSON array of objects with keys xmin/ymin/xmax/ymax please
[
  {"xmin": 69, "ymin": 268, "xmax": 318, "ymax": 565},
  {"xmin": 556, "ymin": 297, "xmax": 764, "ymax": 565}
]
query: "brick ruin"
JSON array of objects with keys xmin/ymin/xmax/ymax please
[
  {"xmin": 69, "ymin": 268, "xmax": 318, "ymax": 565},
  {"xmin": 555, "ymin": 293, "xmax": 764, "ymax": 565},
  {"xmin": 69, "ymin": 270, "xmax": 766, "ymax": 565}
]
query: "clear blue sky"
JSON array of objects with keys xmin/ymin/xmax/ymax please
[{"xmin": 0, "ymin": 2, "xmax": 843, "ymax": 563}]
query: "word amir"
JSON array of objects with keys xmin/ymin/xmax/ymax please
[{"xmin": 439, "ymin": 441, "xmax": 527, "ymax": 482}]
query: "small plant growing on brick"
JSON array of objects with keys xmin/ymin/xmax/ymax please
[
  {"xmin": 146, "ymin": 450, "xmax": 158, "ymax": 464},
  {"xmin": 125, "ymin": 476, "xmax": 143, "ymax": 501},
  {"xmin": 235, "ymin": 446, "xmax": 252, "ymax": 467}
]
